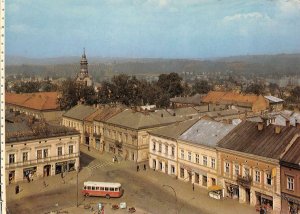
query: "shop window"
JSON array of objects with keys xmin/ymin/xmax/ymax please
[{"xmin": 287, "ymin": 177, "xmax": 294, "ymax": 191}]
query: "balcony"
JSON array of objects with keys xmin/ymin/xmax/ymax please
[
  {"xmin": 236, "ymin": 175, "xmax": 252, "ymax": 188},
  {"xmin": 6, "ymin": 153, "xmax": 79, "ymax": 169}
]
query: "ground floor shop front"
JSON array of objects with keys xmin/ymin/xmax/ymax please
[
  {"xmin": 7, "ymin": 158, "xmax": 79, "ymax": 185},
  {"xmin": 223, "ymin": 179, "xmax": 281, "ymax": 213},
  {"xmin": 281, "ymin": 193, "xmax": 300, "ymax": 214},
  {"xmin": 149, "ymin": 155, "xmax": 177, "ymax": 176}
]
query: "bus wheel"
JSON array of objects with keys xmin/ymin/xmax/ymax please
[
  {"xmin": 105, "ymin": 194, "xmax": 110, "ymax": 199},
  {"xmin": 85, "ymin": 193, "xmax": 89, "ymax": 197}
]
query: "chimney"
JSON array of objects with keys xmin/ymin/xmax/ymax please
[
  {"xmin": 286, "ymin": 120, "xmax": 290, "ymax": 127},
  {"xmin": 275, "ymin": 125, "xmax": 281, "ymax": 134},
  {"xmin": 257, "ymin": 122, "xmax": 264, "ymax": 131}
]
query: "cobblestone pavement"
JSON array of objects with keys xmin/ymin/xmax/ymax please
[{"xmin": 7, "ymin": 145, "xmax": 257, "ymax": 214}]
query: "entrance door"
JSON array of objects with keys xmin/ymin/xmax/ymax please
[
  {"xmin": 153, "ymin": 159, "xmax": 156, "ymax": 169},
  {"xmin": 165, "ymin": 164, "xmax": 168, "ymax": 173},
  {"xmin": 44, "ymin": 165, "xmax": 51, "ymax": 177},
  {"xmin": 85, "ymin": 136, "xmax": 89, "ymax": 145},
  {"xmin": 188, "ymin": 171, "xmax": 192, "ymax": 182},
  {"xmin": 246, "ymin": 188, "xmax": 251, "ymax": 204}
]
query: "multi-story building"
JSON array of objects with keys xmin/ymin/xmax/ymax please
[
  {"xmin": 217, "ymin": 120, "xmax": 300, "ymax": 213},
  {"xmin": 6, "ymin": 92, "xmax": 63, "ymax": 122},
  {"xmin": 202, "ymin": 91, "xmax": 268, "ymax": 113},
  {"xmin": 177, "ymin": 119, "xmax": 235, "ymax": 189},
  {"xmin": 6, "ymin": 112, "xmax": 80, "ymax": 184},
  {"xmin": 92, "ymin": 106, "xmax": 124, "ymax": 151},
  {"xmin": 264, "ymin": 96, "xmax": 284, "ymax": 112},
  {"xmin": 280, "ymin": 137, "xmax": 300, "ymax": 214},
  {"xmin": 148, "ymin": 119, "xmax": 199, "ymax": 177},
  {"xmin": 103, "ymin": 109, "xmax": 183, "ymax": 163},
  {"xmin": 62, "ymin": 104, "xmax": 98, "ymax": 145}
]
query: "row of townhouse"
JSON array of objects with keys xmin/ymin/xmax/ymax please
[
  {"xmin": 5, "ymin": 111, "xmax": 80, "ymax": 185},
  {"xmin": 149, "ymin": 118, "xmax": 300, "ymax": 214}
]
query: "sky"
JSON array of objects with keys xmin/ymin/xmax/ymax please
[{"xmin": 5, "ymin": 0, "xmax": 300, "ymax": 59}]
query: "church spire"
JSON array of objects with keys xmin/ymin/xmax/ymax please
[{"xmin": 82, "ymin": 48, "xmax": 86, "ymax": 59}]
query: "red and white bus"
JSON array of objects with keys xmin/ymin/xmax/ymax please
[{"xmin": 82, "ymin": 181, "xmax": 123, "ymax": 199}]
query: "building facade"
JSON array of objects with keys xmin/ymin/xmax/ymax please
[{"xmin": 6, "ymin": 113, "xmax": 80, "ymax": 184}]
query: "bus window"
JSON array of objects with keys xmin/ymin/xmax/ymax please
[
  {"xmin": 115, "ymin": 188, "xmax": 118, "ymax": 191},
  {"xmin": 96, "ymin": 187, "xmax": 100, "ymax": 190},
  {"xmin": 110, "ymin": 187, "xmax": 114, "ymax": 191},
  {"xmin": 84, "ymin": 186, "xmax": 86, "ymax": 190},
  {"xmin": 92, "ymin": 186, "xmax": 95, "ymax": 190},
  {"xmin": 105, "ymin": 187, "xmax": 108, "ymax": 191},
  {"xmin": 87, "ymin": 186, "xmax": 91, "ymax": 190},
  {"xmin": 100, "ymin": 187, "xmax": 104, "ymax": 191}
]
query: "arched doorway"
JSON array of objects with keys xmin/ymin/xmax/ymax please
[{"xmin": 44, "ymin": 165, "xmax": 51, "ymax": 177}]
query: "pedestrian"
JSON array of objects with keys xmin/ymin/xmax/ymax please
[
  {"xmin": 43, "ymin": 181, "xmax": 47, "ymax": 188},
  {"xmin": 15, "ymin": 184, "xmax": 19, "ymax": 194},
  {"xmin": 143, "ymin": 164, "xmax": 146, "ymax": 170},
  {"xmin": 61, "ymin": 171, "xmax": 64, "ymax": 179},
  {"xmin": 259, "ymin": 206, "xmax": 266, "ymax": 214},
  {"xmin": 137, "ymin": 165, "xmax": 139, "ymax": 172},
  {"xmin": 112, "ymin": 156, "xmax": 115, "ymax": 163},
  {"xmin": 192, "ymin": 183, "xmax": 195, "ymax": 191}
]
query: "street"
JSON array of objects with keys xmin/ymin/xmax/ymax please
[{"xmin": 7, "ymin": 146, "xmax": 256, "ymax": 214}]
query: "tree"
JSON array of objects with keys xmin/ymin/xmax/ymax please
[
  {"xmin": 58, "ymin": 79, "xmax": 79, "ymax": 110},
  {"xmin": 192, "ymin": 80, "xmax": 212, "ymax": 95},
  {"xmin": 157, "ymin": 72, "xmax": 184, "ymax": 98},
  {"xmin": 291, "ymin": 86, "xmax": 300, "ymax": 102},
  {"xmin": 244, "ymin": 83, "xmax": 265, "ymax": 95}
]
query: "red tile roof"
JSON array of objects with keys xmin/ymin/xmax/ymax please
[
  {"xmin": 6, "ymin": 92, "xmax": 60, "ymax": 111},
  {"xmin": 202, "ymin": 91, "xmax": 260, "ymax": 104}
]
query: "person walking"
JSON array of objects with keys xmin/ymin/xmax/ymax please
[
  {"xmin": 143, "ymin": 164, "xmax": 146, "ymax": 170},
  {"xmin": 137, "ymin": 165, "xmax": 139, "ymax": 172},
  {"xmin": 15, "ymin": 184, "xmax": 20, "ymax": 194},
  {"xmin": 192, "ymin": 183, "xmax": 195, "ymax": 191}
]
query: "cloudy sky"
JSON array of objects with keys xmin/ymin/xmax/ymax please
[{"xmin": 6, "ymin": 0, "xmax": 300, "ymax": 58}]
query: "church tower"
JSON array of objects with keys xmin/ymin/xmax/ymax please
[{"xmin": 76, "ymin": 48, "xmax": 93, "ymax": 87}]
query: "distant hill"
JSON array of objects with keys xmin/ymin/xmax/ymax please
[{"xmin": 5, "ymin": 53, "xmax": 300, "ymax": 81}]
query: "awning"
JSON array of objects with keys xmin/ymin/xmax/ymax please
[{"xmin": 208, "ymin": 185, "xmax": 223, "ymax": 191}]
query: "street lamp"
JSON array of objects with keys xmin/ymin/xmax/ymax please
[
  {"xmin": 76, "ymin": 166, "xmax": 79, "ymax": 207},
  {"xmin": 162, "ymin": 184, "xmax": 178, "ymax": 214}
]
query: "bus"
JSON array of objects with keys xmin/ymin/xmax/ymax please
[{"xmin": 82, "ymin": 181, "xmax": 123, "ymax": 199}]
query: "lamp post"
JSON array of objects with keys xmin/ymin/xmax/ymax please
[
  {"xmin": 76, "ymin": 166, "xmax": 79, "ymax": 207},
  {"xmin": 162, "ymin": 184, "xmax": 178, "ymax": 214}
]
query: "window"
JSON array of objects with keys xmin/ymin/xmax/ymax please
[
  {"xmin": 23, "ymin": 152, "xmax": 28, "ymax": 162},
  {"xmin": 180, "ymin": 149, "xmax": 184, "ymax": 159},
  {"xmin": 180, "ymin": 168, "xmax": 184, "ymax": 178},
  {"xmin": 37, "ymin": 150, "xmax": 42, "ymax": 159},
  {"xmin": 171, "ymin": 147, "xmax": 175, "ymax": 157},
  {"xmin": 188, "ymin": 152, "xmax": 192, "ymax": 161},
  {"xmin": 9, "ymin": 154, "xmax": 15, "ymax": 164},
  {"xmin": 43, "ymin": 149, "xmax": 48, "ymax": 158},
  {"xmin": 105, "ymin": 187, "xmax": 108, "ymax": 191},
  {"xmin": 287, "ymin": 177, "xmax": 294, "ymax": 191},
  {"xmin": 115, "ymin": 188, "xmax": 118, "ymax": 191},
  {"xmin": 195, "ymin": 154, "xmax": 199, "ymax": 164},
  {"xmin": 57, "ymin": 147, "xmax": 63, "ymax": 156},
  {"xmin": 96, "ymin": 187, "xmax": 100, "ymax": 190},
  {"xmin": 234, "ymin": 164, "xmax": 240, "ymax": 176},
  {"xmin": 203, "ymin": 156, "xmax": 207, "ymax": 166},
  {"xmin": 225, "ymin": 162, "xmax": 230, "ymax": 174},
  {"xmin": 211, "ymin": 158, "xmax": 216, "ymax": 169},
  {"xmin": 152, "ymin": 142, "xmax": 156, "ymax": 151},
  {"xmin": 244, "ymin": 168, "xmax": 250, "ymax": 177},
  {"xmin": 165, "ymin": 145, "xmax": 168, "ymax": 155},
  {"xmin": 100, "ymin": 187, "xmax": 104, "ymax": 191},
  {"xmin": 158, "ymin": 143, "xmax": 162, "ymax": 152},
  {"xmin": 255, "ymin": 170, "xmax": 261, "ymax": 183},
  {"xmin": 87, "ymin": 186, "xmax": 91, "ymax": 190},
  {"xmin": 69, "ymin": 145, "xmax": 74, "ymax": 154},
  {"xmin": 110, "ymin": 187, "xmax": 114, "ymax": 191},
  {"xmin": 92, "ymin": 186, "xmax": 95, "ymax": 190},
  {"xmin": 266, "ymin": 172, "xmax": 272, "ymax": 185}
]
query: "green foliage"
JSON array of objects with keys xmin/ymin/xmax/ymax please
[
  {"xmin": 192, "ymin": 80, "xmax": 212, "ymax": 95},
  {"xmin": 244, "ymin": 83, "xmax": 265, "ymax": 95}
]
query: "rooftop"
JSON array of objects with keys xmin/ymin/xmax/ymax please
[
  {"xmin": 218, "ymin": 121, "xmax": 300, "ymax": 159},
  {"xmin": 170, "ymin": 93, "xmax": 204, "ymax": 105},
  {"xmin": 264, "ymin": 95, "xmax": 284, "ymax": 103},
  {"xmin": 149, "ymin": 118, "xmax": 200, "ymax": 140},
  {"xmin": 106, "ymin": 109, "xmax": 184, "ymax": 130},
  {"xmin": 6, "ymin": 92, "xmax": 60, "ymax": 111},
  {"xmin": 6, "ymin": 112, "xmax": 79, "ymax": 143},
  {"xmin": 281, "ymin": 137, "xmax": 300, "ymax": 166},
  {"xmin": 63, "ymin": 104, "xmax": 97, "ymax": 121},
  {"xmin": 179, "ymin": 119, "xmax": 235, "ymax": 147}
]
